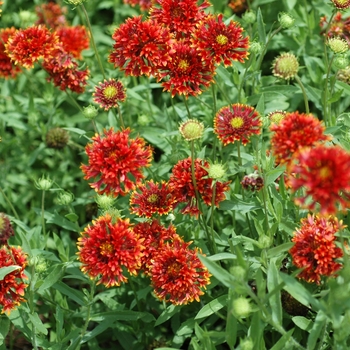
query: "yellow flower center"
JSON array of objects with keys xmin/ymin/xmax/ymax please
[
  {"xmin": 230, "ymin": 116, "xmax": 244, "ymax": 128},
  {"xmin": 178, "ymin": 59, "xmax": 190, "ymax": 71},
  {"xmin": 100, "ymin": 242, "xmax": 114, "ymax": 256},
  {"xmin": 167, "ymin": 261, "xmax": 182, "ymax": 276},
  {"xmin": 319, "ymin": 165, "xmax": 332, "ymax": 179},
  {"xmin": 103, "ymin": 86, "xmax": 117, "ymax": 99},
  {"xmin": 147, "ymin": 193, "xmax": 159, "ymax": 203},
  {"xmin": 216, "ymin": 34, "xmax": 228, "ymax": 45}
]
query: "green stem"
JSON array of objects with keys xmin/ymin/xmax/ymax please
[
  {"xmin": 294, "ymin": 75, "xmax": 309, "ymax": 114},
  {"xmin": 80, "ymin": 4, "xmax": 106, "ymax": 80},
  {"xmin": 29, "ymin": 264, "xmax": 38, "ymax": 350},
  {"xmin": 209, "ymin": 183, "xmax": 218, "ymax": 254},
  {"xmin": 129, "ymin": 276, "xmax": 142, "ymax": 311},
  {"xmin": 116, "ymin": 106, "xmax": 125, "ymax": 129},
  {"xmin": 323, "ymin": 55, "xmax": 335, "ymax": 126},
  {"xmin": 0, "ymin": 186, "xmax": 20, "ymax": 220},
  {"xmin": 41, "ymin": 190, "xmax": 46, "ymax": 237},
  {"xmin": 183, "ymin": 96, "xmax": 192, "ymax": 119}
]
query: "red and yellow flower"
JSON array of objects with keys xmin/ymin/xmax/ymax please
[
  {"xmin": 290, "ymin": 215, "xmax": 345, "ymax": 284},
  {"xmin": 93, "ymin": 79, "xmax": 126, "ymax": 110},
  {"xmin": 35, "ymin": 2, "xmax": 67, "ymax": 29},
  {"xmin": 77, "ymin": 215, "xmax": 144, "ymax": 287},
  {"xmin": 81, "ymin": 128, "xmax": 153, "ymax": 196},
  {"xmin": 0, "ymin": 28, "xmax": 21, "ymax": 79}
]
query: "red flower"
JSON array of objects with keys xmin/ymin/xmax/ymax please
[
  {"xmin": 123, "ymin": 0, "xmax": 153, "ymax": 11},
  {"xmin": 320, "ymin": 12, "xmax": 350, "ymax": 46},
  {"xmin": 93, "ymin": 79, "xmax": 126, "ymax": 111},
  {"xmin": 81, "ymin": 128, "xmax": 153, "ymax": 196},
  {"xmin": 157, "ymin": 40, "xmax": 215, "ymax": 97},
  {"xmin": 42, "ymin": 45, "xmax": 89, "ymax": 93},
  {"xmin": 288, "ymin": 144, "xmax": 350, "ymax": 215},
  {"xmin": 35, "ymin": 2, "xmax": 67, "ymax": 29},
  {"xmin": 5, "ymin": 25, "xmax": 59, "ymax": 68},
  {"xmin": 55, "ymin": 25, "xmax": 89, "ymax": 59},
  {"xmin": 0, "ymin": 246, "xmax": 28, "ymax": 314},
  {"xmin": 0, "ymin": 28, "xmax": 21, "ymax": 79},
  {"xmin": 133, "ymin": 219, "xmax": 176, "ymax": 274},
  {"xmin": 270, "ymin": 111, "xmax": 330, "ymax": 165},
  {"xmin": 77, "ymin": 215, "xmax": 144, "ymax": 287},
  {"xmin": 150, "ymin": 234, "xmax": 211, "ymax": 305},
  {"xmin": 150, "ymin": 0, "xmax": 210, "ymax": 38},
  {"xmin": 228, "ymin": 0, "xmax": 250, "ymax": 14},
  {"xmin": 0, "ymin": 213, "xmax": 14, "ymax": 245},
  {"xmin": 290, "ymin": 215, "xmax": 344, "ymax": 284},
  {"xmin": 130, "ymin": 180, "xmax": 176, "ymax": 217},
  {"xmin": 168, "ymin": 157, "xmax": 230, "ymax": 216},
  {"xmin": 214, "ymin": 103, "xmax": 261, "ymax": 146},
  {"xmin": 109, "ymin": 16, "xmax": 172, "ymax": 76},
  {"xmin": 192, "ymin": 14, "xmax": 249, "ymax": 66}
]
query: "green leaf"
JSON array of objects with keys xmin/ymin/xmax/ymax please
[
  {"xmin": 45, "ymin": 212, "xmax": 80, "ymax": 232},
  {"xmin": 0, "ymin": 266, "xmax": 20, "ymax": 280},
  {"xmin": 0, "ymin": 317, "xmax": 10, "ymax": 345},
  {"xmin": 257, "ymin": 8, "xmax": 266, "ymax": 44},
  {"xmin": 219, "ymin": 198, "xmax": 260, "ymax": 214},
  {"xmin": 267, "ymin": 243, "xmax": 294, "ymax": 259},
  {"xmin": 53, "ymin": 281, "xmax": 86, "ymax": 306},
  {"xmin": 195, "ymin": 294, "xmax": 228, "ymax": 319},
  {"xmin": 199, "ymin": 255, "xmax": 235, "ymax": 289},
  {"xmin": 155, "ymin": 304, "xmax": 182, "ymax": 327},
  {"xmin": 270, "ymin": 329, "xmax": 294, "ymax": 350},
  {"xmin": 292, "ymin": 316, "xmax": 312, "ymax": 331},
  {"xmin": 267, "ymin": 259, "xmax": 283, "ymax": 325},
  {"xmin": 28, "ymin": 313, "xmax": 48, "ymax": 335},
  {"xmin": 328, "ymin": 89, "xmax": 343, "ymax": 104},
  {"xmin": 208, "ymin": 253, "xmax": 236, "ymax": 261},
  {"xmin": 307, "ymin": 311, "xmax": 327, "ymax": 350},
  {"xmin": 37, "ymin": 264, "xmax": 64, "ymax": 293},
  {"xmin": 65, "ymin": 213, "xmax": 79, "ymax": 223}
]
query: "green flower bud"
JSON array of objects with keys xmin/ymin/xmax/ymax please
[
  {"xmin": 179, "ymin": 119, "xmax": 204, "ymax": 141},
  {"xmin": 208, "ymin": 163, "xmax": 226, "ymax": 180},
  {"xmin": 272, "ymin": 52, "xmax": 299, "ymax": 80},
  {"xmin": 240, "ymin": 338, "xmax": 254, "ymax": 350},
  {"xmin": 95, "ymin": 194, "xmax": 115, "ymax": 210},
  {"xmin": 242, "ymin": 11, "xmax": 256, "ymax": 25},
  {"xmin": 334, "ymin": 55, "xmax": 349, "ymax": 70},
  {"xmin": 230, "ymin": 266, "xmax": 246, "ymax": 280},
  {"xmin": 35, "ymin": 176, "xmax": 53, "ymax": 191},
  {"xmin": 57, "ymin": 191, "xmax": 74, "ymax": 206},
  {"xmin": 83, "ymin": 105, "xmax": 98, "ymax": 120},
  {"xmin": 249, "ymin": 41, "xmax": 263, "ymax": 55},
  {"xmin": 138, "ymin": 114, "xmax": 152, "ymax": 126},
  {"xmin": 278, "ymin": 12, "xmax": 295, "ymax": 29},
  {"xmin": 232, "ymin": 297, "xmax": 252, "ymax": 318}
]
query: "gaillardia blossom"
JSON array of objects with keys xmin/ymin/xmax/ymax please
[
  {"xmin": 42, "ymin": 46, "xmax": 89, "ymax": 93},
  {"xmin": 35, "ymin": 2, "xmax": 67, "ymax": 29},
  {"xmin": 0, "ymin": 246, "xmax": 28, "ymax": 314},
  {"xmin": 130, "ymin": 180, "xmax": 176, "ymax": 218},
  {"xmin": 55, "ymin": 25, "xmax": 89, "ymax": 59},
  {"xmin": 109, "ymin": 16, "xmax": 172, "ymax": 77},
  {"xmin": 133, "ymin": 219, "xmax": 176, "ymax": 274},
  {"xmin": 168, "ymin": 157, "xmax": 230, "ymax": 216},
  {"xmin": 0, "ymin": 213, "xmax": 14, "ymax": 245},
  {"xmin": 81, "ymin": 128, "xmax": 153, "ymax": 196},
  {"xmin": 290, "ymin": 215, "xmax": 344, "ymax": 284},
  {"xmin": 0, "ymin": 28, "xmax": 21, "ymax": 79},
  {"xmin": 192, "ymin": 14, "xmax": 249, "ymax": 66},
  {"xmin": 157, "ymin": 40, "xmax": 215, "ymax": 97},
  {"xmin": 214, "ymin": 103, "xmax": 261, "ymax": 146},
  {"xmin": 150, "ymin": 234, "xmax": 211, "ymax": 305},
  {"xmin": 77, "ymin": 215, "xmax": 143, "ymax": 287},
  {"xmin": 331, "ymin": 0, "xmax": 350, "ymax": 10},
  {"xmin": 288, "ymin": 144, "xmax": 350, "ymax": 215},
  {"xmin": 270, "ymin": 111, "xmax": 330, "ymax": 165},
  {"xmin": 150, "ymin": 0, "xmax": 210, "ymax": 37},
  {"xmin": 93, "ymin": 79, "xmax": 126, "ymax": 110},
  {"xmin": 5, "ymin": 25, "xmax": 59, "ymax": 68}
]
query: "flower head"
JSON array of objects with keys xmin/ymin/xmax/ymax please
[
  {"xmin": 93, "ymin": 79, "xmax": 126, "ymax": 111},
  {"xmin": 149, "ymin": 234, "xmax": 211, "ymax": 305},
  {"xmin": 5, "ymin": 25, "xmax": 59, "ymax": 68},
  {"xmin": 331, "ymin": 0, "xmax": 350, "ymax": 9},
  {"xmin": 0, "ymin": 213, "xmax": 14, "ymax": 245},
  {"xmin": 192, "ymin": 14, "xmax": 249, "ymax": 66},
  {"xmin": 56, "ymin": 25, "xmax": 89, "ymax": 59},
  {"xmin": 123, "ymin": 0, "xmax": 153, "ymax": 11},
  {"xmin": 278, "ymin": 12, "xmax": 295, "ymax": 29},
  {"xmin": 272, "ymin": 53, "xmax": 299, "ymax": 80},
  {"xmin": 290, "ymin": 215, "xmax": 345, "ymax": 284},
  {"xmin": 0, "ymin": 28, "xmax": 21, "ymax": 79},
  {"xmin": 157, "ymin": 40, "xmax": 215, "ymax": 97},
  {"xmin": 133, "ymin": 219, "xmax": 176, "ymax": 274},
  {"xmin": 81, "ymin": 128, "xmax": 153, "ymax": 197},
  {"xmin": 35, "ymin": 2, "xmax": 67, "ymax": 29},
  {"xmin": 328, "ymin": 36, "xmax": 349, "ymax": 53},
  {"xmin": 45, "ymin": 127, "xmax": 69, "ymax": 149},
  {"xmin": 150, "ymin": 0, "xmax": 210, "ymax": 38},
  {"xmin": 214, "ymin": 103, "xmax": 261, "ymax": 146},
  {"xmin": 228, "ymin": 0, "xmax": 250, "ymax": 14},
  {"xmin": 83, "ymin": 105, "xmax": 98, "ymax": 120},
  {"xmin": 109, "ymin": 16, "xmax": 172, "ymax": 77},
  {"xmin": 270, "ymin": 111, "xmax": 330, "ymax": 165},
  {"xmin": 241, "ymin": 172, "xmax": 264, "ymax": 192},
  {"xmin": 130, "ymin": 180, "xmax": 176, "ymax": 218},
  {"xmin": 0, "ymin": 246, "xmax": 28, "ymax": 314},
  {"xmin": 168, "ymin": 157, "xmax": 230, "ymax": 216},
  {"xmin": 77, "ymin": 215, "xmax": 143, "ymax": 287},
  {"xmin": 42, "ymin": 45, "xmax": 89, "ymax": 93},
  {"xmin": 268, "ymin": 110, "xmax": 287, "ymax": 125},
  {"xmin": 288, "ymin": 144, "xmax": 350, "ymax": 214},
  {"xmin": 179, "ymin": 119, "xmax": 204, "ymax": 141}
]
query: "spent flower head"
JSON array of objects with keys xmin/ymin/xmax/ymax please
[
  {"xmin": 45, "ymin": 127, "xmax": 69, "ymax": 149},
  {"xmin": 0, "ymin": 213, "xmax": 14, "ymax": 245},
  {"xmin": 328, "ymin": 37, "xmax": 349, "ymax": 53},
  {"xmin": 272, "ymin": 52, "xmax": 299, "ymax": 80},
  {"xmin": 179, "ymin": 119, "xmax": 204, "ymax": 141}
]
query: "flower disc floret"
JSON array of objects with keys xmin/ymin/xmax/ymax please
[
  {"xmin": 288, "ymin": 144, "xmax": 350, "ymax": 214},
  {"xmin": 5, "ymin": 25, "xmax": 59, "ymax": 68},
  {"xmin": 77, "ymin": 215, "xmax": 143, "ymax": 287},
  {"xmin": 214, "ymin": 103, "xmax": 261, "ymax": 146},
  {"xmin": 192, "ymin": 14, "xmax": 249, "ymax": 66},
  {"xmin": 149, "ymin": 234, "xmax": 211, "ymax": 305},
  {"xmin": 290, "ymin": 215, "xmax": 345, "ymax": 284},
  {"xmin": 81, "ymin": 128, "xmax": 153, "ymax": 197}
]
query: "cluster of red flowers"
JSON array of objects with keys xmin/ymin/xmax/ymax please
[
  {"xmin": 77, "ymin": 215, "xmax": 211, "ymax": 305},
  {"xmin": 3, "ymin": 2, "xmax": 90, "ymax": 93},
  {"xmin": 110, "ymin": 0, "xmax": 249, "ymax": 97},
  {"xmin": 81, "ymin": 128, "xmax": 153, "ymax": 197},
  {"xmin": 320, "ymin": 12, "xmax": 350, "ymax": 46},
  {"xmin": 0, "ymin": 246, "xmax": 28, "ymax": 314},
  {"xmin": 168, "ymin": 157, "xmax": 230, "ymax": 217},
  {"xmin": 290, "ymin": 215, "xmax": 344, "ymax": 284}
]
